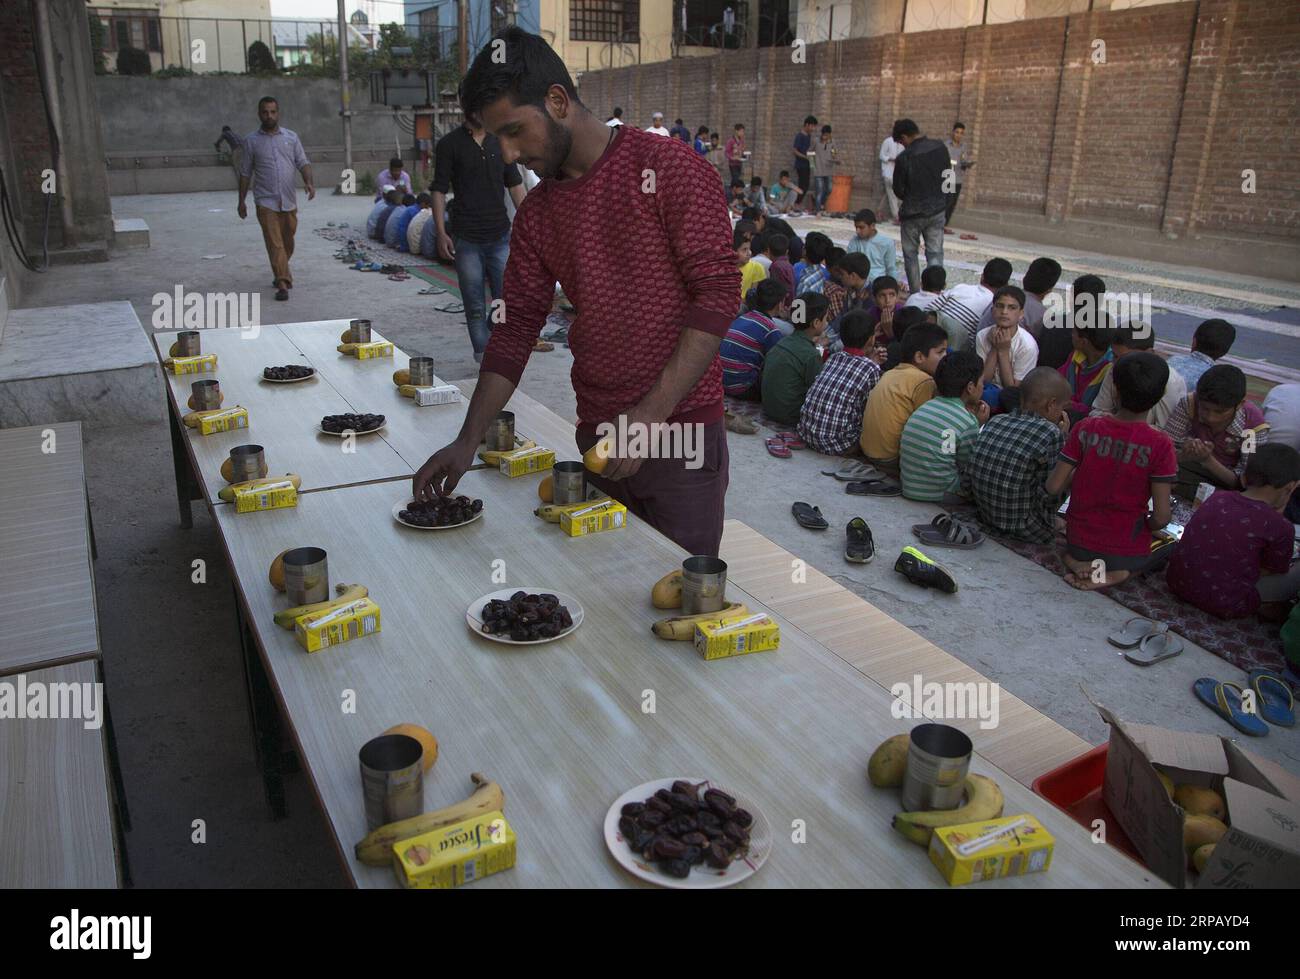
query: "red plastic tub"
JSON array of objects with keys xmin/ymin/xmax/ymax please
[{"xmin": 1031, "ymin": 743, "xmax": 1145, "ymax": 866}]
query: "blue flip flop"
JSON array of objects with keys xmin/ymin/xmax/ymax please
[
  {"xmin": 1247, "ymin": 670, "xmax": 1296, "ymax": 727},
  {"xmin": 1193, "ymin": 678, "xmax": 1269, "ymax": 737}
]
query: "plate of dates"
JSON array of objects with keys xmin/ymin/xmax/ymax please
[
  {"xmin": 392, "ymin": 495, "xmax": 483, "ymax": 530},
  {"xmin": 604, "ymin": 777, "xmax": 770, "ymax": 888},
  {"xmin": 466, "ymin": 588, "xmax": 582, "ymax": 645},
  {"xmin": 319, "ymin": 412, "xmax": 385, "ymax": 436},
  {"xmin": 262, "ymin": 365, "xmax": 316, "ymax": 383}
]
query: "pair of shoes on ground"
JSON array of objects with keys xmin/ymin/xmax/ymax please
[
  {"xmin": 1107, "ymin": 617, "xmax": 1182, "ymax": 666},
  {"xmin": 1193, "ymin": 670, "xmax": 1295, "ymax": 736},
  {"xmin": 765, "ymin": 430, "xmax": 805, "ymax": 457},
  {"xmin": 789, "ymin": 503, "xmax": 957, "ymax": 593},
  {"xmin": 725, "ymin": 410, "xmax": 757, "ymax": 435}
]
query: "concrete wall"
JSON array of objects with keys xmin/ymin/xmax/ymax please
[
  {"xmin": 95, "ymin": 75, "xmax": 424, "ymax": 195},
  {"xmin": 577, "ymin": 0, "xmax": 1300, "ymax": 280}
]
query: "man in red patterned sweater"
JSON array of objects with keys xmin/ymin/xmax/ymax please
[{"xmin": 412, "ymin": 28, "xmax": 740, "ymax": 556}]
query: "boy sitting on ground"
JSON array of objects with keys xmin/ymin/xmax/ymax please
[
  {"xmin": 1060, "ymin": 315, "xmax": 1115, "ymax": 422},
  {"xmin": 768, "ymin": 171, "xmax": 800, "ymax": 214},
  {"xmin": 900, "ymin": 349, "xmax": 989, "ymax": 503},
  {"xmin": 729, "ymin": 179, "xmax": 749, "ymax": 215},
  {"xmin": 387, "ymin": 194, "xmax": 422, "ymax": 251},
  {"xmin": 961, "ymin": 367, "xmax": 1072, "ymax": 543},
  {"xmin": 859, "ymin": 322, "xmax": 948, "ymax": 478},
  {"xmin": 366, "ymin": 187, "xmax": 400, "ymax": 239},
  {"xmin": 825, "ymin": 251, "xmax": 873, "ymax": 325},
  {"xmin": 1045, "ymin": 352, "xmax": 1178, "ymax": 590},
  {"xmin": 744, "ymin": 178, "xmax": 767, "ymax": 212},
  {"xmin": 405, "ymin": 193, "xmax": 434, "ymax": 254},
  {"xmin": 735, "ymin": 224, "xmax": 767, "ymax": 304},
  {"xmin": 798, "ymin": 310, "xmax": 882, "ymax": 455},
  {"xmin": 846, "ymin": 209, "xmax": 899, "ymax": 284},
  {"xmin": 762, "ymin": 293, "xmax": 831, "ymax": 424},
  {"xmin": 766, "ymin": 234, "xmax": 796, "ymax": 302},
  {"xmin": 866, "ymin": 276, "xmax": 906, "ymax": 346},
  {"xmin": 1162, "ymin": 364, "xmax": 1269, "ymax": 497},
  {"xmin": 974, "ymin": 285, "xmax": 1040, "ymax": 411},
  {"xmin": 1167, "ymin": 443, "xmax": 1300, "ymax": 622},
  {"xmin": 794, "ymin": 233, "xmax": 832, "ymax": 294},
  {"xmin": 722, "ymin": 279, "xmax": 788, "ymax": 400},
  {"xmin": 904, "ymin": 265, "xmax": 946, "ymax": 311},
  {"xmin": 1090, "ymin": 322, "xmax": 1186, "ymax": 428},
  {"xmin": 1167, "ymin": 318, "xmax": 1236, "ymax": 390}
]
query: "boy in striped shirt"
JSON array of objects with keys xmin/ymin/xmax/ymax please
[
  {"xmin": 901, "ymin": 349, "xmax": 990, "ymax": 502},
  {"xmin": 721, "ymin": 279, "xmax": 788, "ymax": 399}
]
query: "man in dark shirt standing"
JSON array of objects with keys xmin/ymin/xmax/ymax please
[
  {"xmin": 792, "ymin": 115, "xmax": 817, "ymax": 209},
  {"xmin": 891, "ymin": 118, "xmax": 949, "ymax": 296},
  {"xmin": 431, "ymin": 116, "xmax": 528, "ymax": 362}
]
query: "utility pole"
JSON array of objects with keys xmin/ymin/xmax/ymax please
[
  {"xmin": 746, "ymin": 0, "xmax": 759, "ymax": 48},
  {"xmin": 458, "ymin": 0, "xmax": 469, "ymax": 74},
  {"xmin": 338, "ymin": 0, "xmax": 352, "ymax": 178}
]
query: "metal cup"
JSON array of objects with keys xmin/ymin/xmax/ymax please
[
  {"xmin": 176, "ymin": 331, "xmax": 201, "ymax": 356},
  {"xmin": 358, "ymin": 734, "xmax": 424, "ymax": 830},
  {"xmin": 901, "ymin": 723, "xmax": 973, "ymax": 812},
  {"xmin": 681, "ymin": 556, "xmax": 727, "ymax": 615},
  {"xmin": 552, "ymin": 461, "xmax": 586, "ymax": 505},
  {"xmin": 228, "ymin": 444, "xmax": 267, "ymax": 482},
  {"xmin": 349, "ymin": 319, "xmax": 372, "ymax": 343},
  {"xmin": 281, "ymin": 546, "xmax": 328, "ymax": 605},
  {"xmin": 485, "ymin": 411, "xmax": 515, "ymax": 452},
  {"xmin": 192, "ymin": 379, "xmax": 222, "ymax": 410},
  {"xmin": 408, "ymin": 356, "xmax": 435, "ymax": 387}
]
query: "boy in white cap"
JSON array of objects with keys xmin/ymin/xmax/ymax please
[{"xmin": 646, "ymin": 112, "xmax": 670, "ymax": 138}]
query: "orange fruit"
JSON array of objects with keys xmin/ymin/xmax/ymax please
[
  {"xmin": 583, "ymin": 437, "xmax": 614, "ymax": 474},
  {"xmin": 384, "ymin": 723, "xmax": 438, "ymax": 772},
  {"xmin": 538, "ymin": 474, "xmax": 554, "ymax": 502}
]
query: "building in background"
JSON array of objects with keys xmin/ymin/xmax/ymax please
[{"xmin": 90, "ymin": 1, "xmax": 274, "ymax": 73}]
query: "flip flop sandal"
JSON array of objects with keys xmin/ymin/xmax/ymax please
[
  {"xmin": 1107, "ymin": 616, "xmax": 1162, "ymax": 649},
  {"xmin": 777, "ymin": 431, "xmax": 807, "ymax": 449},
  {"xmin": 1193, "ymin": 678, "xmax": 1269, "ymax": 737},
  {"xmin": 792, "ymin": 502, "xmax": 829, "ymax": 530},
  {"xmin": 825, "ymin": 461, "xmax": 884, "ymax": 482},
  {"xmin": 909, "ymin": 512, "xmax": 963, "ymax": 538},
  {"xmin": 960, "ymin": 233, "xmax": 979, "ymax": 240},
  {"xmin": 846, "ymin": 479, "xmax": 901, "ymax": 496},
  {"xmin": 766, "ymin": 437, "xmax": 793, "ymax": 459},
  {"xmin": 913, "ymin": 517, "xmax": 984, "ymax": 549},
  {"xmin": 1124, "ymin": 627, "xmax": 1183, "ymax": 666},
  {"xmin": 433, "ymin": 303, "xmax": 464, "ymax": 314},
  {"xmin": 845, "ymin": 517, "xmax": 875, "ymax": 563},
  {"xmin": 533, "ymin": 341, "xmax": 555, "ymax": 352},
  {"xmin": 388, "ymin": 273, "xmax": 411, "ymax": 282},
  {"xmin": 417, "ymin": 287, "xmax": 447, "ymax": 296},
  {"xmin": 1247, "ymin": 669, "xmax": 1296, "ymax": 727}
]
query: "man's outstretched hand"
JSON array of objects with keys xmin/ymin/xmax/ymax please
[{"xmin": 413, "ymin": 438, "xmax": 478, "ymax": 502}]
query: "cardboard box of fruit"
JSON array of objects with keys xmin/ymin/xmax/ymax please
[{"xmin": 1098, "ymin": 706, "xmax": 1300, "ymax": 889}]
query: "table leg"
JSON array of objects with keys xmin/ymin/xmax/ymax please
[
  {"xmin": 166, "ymin": 396, "xmax": 202, "ymax": 529},
  {"xmin": 94, "ymin": 658, "xmax": 133, "ymax": 886},
  {"xmin": 233, "ymin": 584, "xmax": 287, "ymax": 820},
  {"xmin": 85, "ymin": 485, "xmax": 98, "ymax": 561}
]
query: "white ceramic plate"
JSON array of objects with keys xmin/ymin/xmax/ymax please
[
  {"xmin": 466, "ymin": 588, "xmax": 583, "ymax": 645},
  {"xmin": 319, "ymin": 419, "xmax": 385, "ymax": 436},
  {"xmin": 391, "ymin": 500, "xmax": 484, "ymax": 531},
  {"xmin": 604, "ymin": 777, "xmax": 770, "ymax": 889},
  {"xmin": 262, "ymin": 369, "xmax": 316, "ymax": 383}
]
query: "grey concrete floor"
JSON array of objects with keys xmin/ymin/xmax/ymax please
[{"xmin": 19, "ymin": 190, "xmax": 1298, "ymax": 887}]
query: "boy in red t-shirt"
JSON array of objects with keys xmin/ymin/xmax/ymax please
[
  {"xmin": 1046, "ymin": 352, "xmax": 1178, "ymax": 590},
  {"xmin": 1167, "ymin": 444, "xmax": 1300, "ymax": 621}
]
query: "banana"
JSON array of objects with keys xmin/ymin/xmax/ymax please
[
  {"xmin": 393, "ymin": 368, "xmax": 411, "ymax": 386},
  {"xmin": 217, "ymin": 473, "xmax": 302, "ymax": 503},
  {"xmin": 182, "ymin": 409, "xmax": 225, "ymax": 428},
  {"xmin": 533, "ymin": 502, "xmax": 571, "ymax": 523},
  {"xmin": 479, "ymin": 439, "xmax": 536, "ymax": 466},
  {"xmin": 354, "ymin": 773, "xmax": 505, "ymax": 866},
  {"xmin": 272, "ymin": 582, "xmax": 368, "ymax": 630},
  {"xmin": 652, "ymin": 602, "xmax": 749, "ymax": 640},
  {"xmin": 338, "ymin": 342, "xmax": 357, "ymax": 355},
  {"xmin": 892, "ymin": 774, "xmax": 1004, "ymax": 846},
  {"xmin": 651, "ymin": 570, "xmax": 684, "ymax": 609},
  {"xmin": 867, "ymin": 734, "xmax": 910, "ymax": 788}
]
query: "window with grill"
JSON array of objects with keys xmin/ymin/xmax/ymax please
[
  {"xmin": 571, "ymin": 0, "xmax": 640, "ymax": 43},
  {"xmin": 105, "ymin": 14, "xmax": 161, "ymax": 52},
  {"xmin": 418, "ymin": 7, "xmax": 439, "ymax": 34}
]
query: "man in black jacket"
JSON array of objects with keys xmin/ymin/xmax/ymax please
[{"xmin": 891, "ymin": 118, "xmax": 949, "ymax": 296}]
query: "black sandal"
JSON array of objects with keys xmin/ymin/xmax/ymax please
[
  {"xmin": 845, "ymin": 517, "xmax": 875, "ymax": 563},
  {"xmin": 792, "ymin": 502, "xmax": 829, "ymax": 530},
  {"xmin": 846, "ymin": 479, "xmax": 901, "ymax": 496},
  {"xmin": 910, "ymin": 513, "xmax": 984, "ymax": 549}
]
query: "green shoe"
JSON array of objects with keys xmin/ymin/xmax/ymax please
[{"xmin": 893, "ymin": 545, "xmax": 958, "ymax": 594}]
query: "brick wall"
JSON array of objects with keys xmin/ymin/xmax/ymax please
[{"xmin": 575, "ymin": 0, "xmax": 1300, "ymax": 248}]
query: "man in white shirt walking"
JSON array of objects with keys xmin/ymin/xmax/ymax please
[{"xmin": 879, "ymin": 134, "xmax": 902, "ymax": 222}]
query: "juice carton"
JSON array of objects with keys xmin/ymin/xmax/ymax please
[
  {"xmin": 294, "ymin": 596, "xmax": 381, "ymax": 652},
  {"xmin": 559, "ymin": 498, "xmax": 628, "ymax": 537},
  {"xmin": 928, "ymin": 813, "xmax": 1055, "ymax": 885},
  {"xmin": 498, "ymin": 446, "xmax": 555, "ymax": 478},
  {"xmin": 232, "ymin": 478, "xmax": 298, "ymax": 514},
  {"xmin": 694, "ymin": 611, "xmax": 780, "ymax": 661},
  {"xmin": 168, "ymin": 354, "xmax": 218, "ymax": 375},
  {"xmin": 392, "ymin": 810, "xmax": 516, "ymax": 889},
  {"xmin": 196, "ymin": 406, "xmax": 249, "ymax": 435}
]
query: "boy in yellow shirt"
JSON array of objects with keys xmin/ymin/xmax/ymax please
[
  {"xmin": 736, "ymin": 223, "xmax": 767, "ymax": 304},
  {"xmin": 859, "ymin": 322, "xmax": 948, "ymax": 477}
]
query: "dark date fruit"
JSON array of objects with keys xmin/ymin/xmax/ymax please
[
  {"xmin": 621, "ymin": 802, "xmax": 646, "ymax": 818},
  {"xmin": 263, "ymin": 365, "xmax": 314, "ymax": 381},
  {"xmin": 655, "ymin": 789, "xmax": 674, "ymax": 805},
  {"xmin": 659, "ymin": 858, "xmax": 691, "ymax": 879},
  {"xmin": 646, "ymin": 796, "xmax": 673, "ymax": 815},
  {"xmin": 668, "ymin": 793, "xmax": 699, "ymax": 814},
  {"xmin": 476, "ymin": 590, "xmax": 572, "ymax": 639},
  {"xmin": 672, "ymin": 780, "xmax": 699, "ymax": 800},
  {"xmin": 681, "ymin": 832, "xmax": 710, "ymax": 848},
  {"xmin": 320, "ymin": 412, "xmax": 384, "ymax": 433},
  {"xmin": 682, "ymin": 845, "xmax": 703, "ymax": 866},
  {"xmin": 697, "ymin": 810, "xmax": 721, "ymax": 829},
  {"xmin": 704, "ymin": 788, "xmax": 736, "ymax": 808},
  {"xmin": 631, "ymin": 828, "xmax": 656, "ymax": 852},
  {"xmin": 638, "ymin": 810, "xmax": 667, "ymax": 829},
  {"xmin": 723, "ymin": 821, "xmax": 747, "ymax": 844},
  {"xmin": 652, "ymin": 837, "xmax": 687, "ymax": 860},
  {"xmin": 732, "ymin": 808, "xmax": 754, "ymax": 829},
  {"xmin": 700, "ymin": 823, "xmax": 724, "ymax": 841},
  {"xmin": 707, "ymin": 797, "xmax": 736, "ymax": 820},
  {"xmin": 705, "ymin": 842, "xmax": 731, "ymax": 869},
  {"xmin": 618, "ymin": 816, "xmax": 637, "ymax": 839}
]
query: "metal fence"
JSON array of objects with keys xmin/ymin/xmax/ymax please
[{"xmin": 90, "ymin": 14, "xmax": 463, "ymax": 76}]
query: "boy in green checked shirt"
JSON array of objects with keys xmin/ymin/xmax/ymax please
[{"xmin": 900, "ymin": 350, "xmax": 990, "ymax": 503}]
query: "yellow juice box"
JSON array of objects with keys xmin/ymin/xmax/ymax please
[
  {"xmin": 498, "ymin": 446, "xmax": 555, "ymax": 477},
  {"xmin": 168, "ymin": 353, "xmax": 218, "ymax": 374},
  {"xmin": 232, "ymin": 479, "xmax": 298, "ymax": 514},
  {"xmin": 559, "ymin": 498, "xmax": 628, "ymax": 537},
  {"xmin": 928, "ymin": 813, "xmax": 1054, "ymax": 886},
  {"xmin": 392, "ymin": 810, "xmax": 516, "ymax": 889},
  {"xmin": 197, "ymin": 406, "xmax": 249, "ymax": 435},
  {"xmin": 694, "ymin": 611, "xmax": 780, "ymax": 661},
  {"xmin": 353, "ymin": 340, "xmax": 394, "ymax": 360},
  {"xmin": 294, "ymin": 596, "xmax": 381, "ymax": 652}
]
